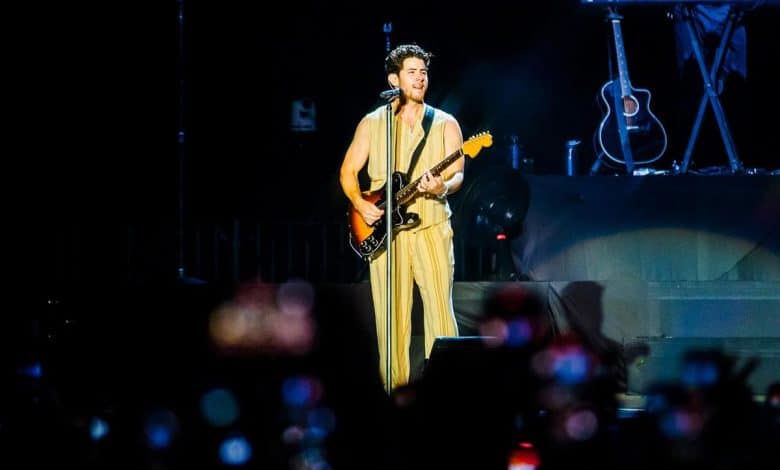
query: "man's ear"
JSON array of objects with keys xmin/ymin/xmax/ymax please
[{"xmin": 387, "ymin": 73, "xmax": 399, "ymax": 89}]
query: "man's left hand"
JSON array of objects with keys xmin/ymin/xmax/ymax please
[{"xmin": 417, "ymin": 171, "xmax": 446, "ymax": 197}]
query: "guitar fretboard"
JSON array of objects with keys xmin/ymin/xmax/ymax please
[
  {"xmin": 395, "ymin": 148, "xmax": 464, "ymax": 204},
  {"xmin": 610, "ymin": 13, "xmax": 632, "ymax": 97}
]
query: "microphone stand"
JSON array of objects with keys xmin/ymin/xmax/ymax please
[
  {"xmin": 381, "ymin": 23, "xmax": 394, "ymax": 394},
  {"xmin": 176, "ymin": 0, "xmax": 186, "ymax": 281},
  {"xmin": 383, "ymin": 94, "xmax": 395, "ymax": 394},
  {"xmin": 176, "ymin": 0, "xmax": 204, "ymax": 285}
]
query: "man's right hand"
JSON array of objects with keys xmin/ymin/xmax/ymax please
[{"xmin": 355, "ymin": 199, "xmax": 384, "ymax": 226}]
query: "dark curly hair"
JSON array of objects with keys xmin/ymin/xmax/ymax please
[{"xmin": 384, "ymin": 44, "xmax": 433, "ymax": 75}]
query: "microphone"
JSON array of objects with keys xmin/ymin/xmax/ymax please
[{"xmin": 379, "ymin": 88, "xmax": 401, "ymax": 100}]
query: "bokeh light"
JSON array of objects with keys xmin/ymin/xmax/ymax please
[
  {"xmin": 208, "ymin": 280, "xmax": 316, "ymax": 355},
  {"xmin": 143, "ymin": 408, "xmax": 179, "ymax": 450},
  {"xmin": 218, "ymin": 434, "xmax": 252, "ymax": 466},
  {"xmin": 200, "ymin": 387, "xmax": 240, "ymax": 427},
  {"xmin": 89, "ymin": 417, "xmax": 109, "ymax": 441}
]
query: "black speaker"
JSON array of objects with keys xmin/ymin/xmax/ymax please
[
  {"xmin": 425, "ymin": 336, "xmax": 493, "ymax": 376},
  {"xmin": 417, "ymin": 335, "xmax": 519, "ymax": 470}
]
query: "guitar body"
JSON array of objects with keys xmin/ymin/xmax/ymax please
[
  {"xmin": 598, "ymin": 80, "xmax": 668, "ymax": 165},
  {"xmin": 348, "ymin": 172, "xmax": 420, "ymax": 260}
]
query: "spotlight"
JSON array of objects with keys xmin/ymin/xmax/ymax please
[{"xmin": 453, "ymin": 166, "xmax": 530, "ymax": 280}]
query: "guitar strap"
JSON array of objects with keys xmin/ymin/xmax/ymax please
[{"xmin": 405, "ymin": 105, "xmax": 435, "ymax": 177}]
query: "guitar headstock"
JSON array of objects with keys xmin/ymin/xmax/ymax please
[{"xmin": 463, "ymin": 131, "xmax": 493, "ymax": 159}]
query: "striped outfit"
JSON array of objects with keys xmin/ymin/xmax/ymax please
[{"xmin": 365, "ymin": 104, "xmax": 460, "ymax": 390}]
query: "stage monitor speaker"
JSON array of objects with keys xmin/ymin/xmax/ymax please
[{"xmin": 425, "ymin": 336, "xmax": 493, "ymax": 377}]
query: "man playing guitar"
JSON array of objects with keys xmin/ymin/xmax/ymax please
[{"xmin": 339, "ymin": 44, "xmax": 464, "ymax": 391}]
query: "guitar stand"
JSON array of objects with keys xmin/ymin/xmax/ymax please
[
  {"xmin": 589, "ymin": 148, "xmax": 633, "ymax": 175},
  {"xmin": 590, "ymin": 149, "xmax": 607, "ymax": 175},
  {"xmin": 678, "ymin": 5, "xmax": 745, "ymax": 174}
]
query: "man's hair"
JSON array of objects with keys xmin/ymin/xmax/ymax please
[{"xmin": 384, "ymin": 44, "xmax": 433, "ymax": 75}]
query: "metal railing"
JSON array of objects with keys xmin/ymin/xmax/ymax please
[{"xmin": 48, "ymin": 218, "xmax": 501, "ymax": 287}]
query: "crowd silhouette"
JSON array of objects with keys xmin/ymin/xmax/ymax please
[{"xmin": 2, "ymin": 281, "xmax": 779, "ymax": 469}]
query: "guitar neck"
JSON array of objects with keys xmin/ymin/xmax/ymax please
[
  {"xmin": 395, "ymin": 148, "xmax": 464, "ymax": 205},
  {"xmin": 610, "ymin": 13, "xmax": 632, "ymax": 96}
]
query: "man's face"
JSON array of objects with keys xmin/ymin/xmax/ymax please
[{"xmin": 395, "ymin": 57, "xmax": 428, "ymax": 103}]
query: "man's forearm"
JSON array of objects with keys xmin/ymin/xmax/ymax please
[
  {"xmin": 443, "ymin": 171, "xmax": 464, "ymax": 195},
  {"xmin": 339, "ymin": 170, "xmax": 364, "ymax": 206}
]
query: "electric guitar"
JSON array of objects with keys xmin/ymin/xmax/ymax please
[
  {"xmin": 597, "ymin": 9, "xmax": 667, "ymax": 167},
  {"xmin": 348, "ymin": 132, "xmax": 493, "ymax": 260}
]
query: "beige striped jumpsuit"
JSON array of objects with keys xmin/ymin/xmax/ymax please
[{"xmin": 365, "ymin": 104, "xmax": 460, "ymax": 390}]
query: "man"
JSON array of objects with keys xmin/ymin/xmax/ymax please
[{"xmin": 339, "ymin": 44, "xmax": 463, "ymax": 390}]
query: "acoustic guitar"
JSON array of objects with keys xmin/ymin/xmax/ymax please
[
  {"xmin": 348, "ymin": 132, "xmax": 493, "ymax": 260},
  {"xmin": 597, "ymin": 9, "xmax": 667, "ymax": 167}
]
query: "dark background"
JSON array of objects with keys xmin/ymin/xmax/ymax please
[
  {"xmin": 30, "ymin": 1, "xmax": 780, "ymax": 228},
  {"xmin": 9, "ymin": 4, "xmax": 780, "ymax": 467}
]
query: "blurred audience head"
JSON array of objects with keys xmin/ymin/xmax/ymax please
[{"xmin": 479, "ymin": 284, "xmax": 552, "ymax": 349}]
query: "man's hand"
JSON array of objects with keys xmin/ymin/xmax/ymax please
[
  {"xmin": 355, "ymin": 198, "xmax": 384, "ymax": 226},
  {"xmin": 417, "ymin": 171, "xmax": 447, "ymax": 197}
]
